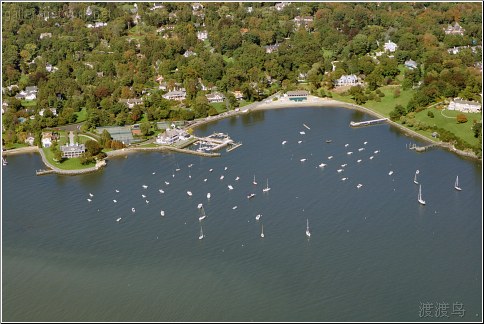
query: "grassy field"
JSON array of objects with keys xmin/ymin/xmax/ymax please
[
  {"xmin": 362, "ymin": 86, "xmax": 415, "ymax": 117},
  {"xmin": 21, "ymin": 100, "xmax": 37, "ymax": 107},
  {"xmin": 414, "ymin": 108, "xmax": 481, "ymax": 146},
  {"xmin": 42, "ymin": 148, "xmax": 95, "ymax": 170},
  {"xmin": 211, "ymin": 102, "xmax": 227, "ymax": 113},
  {"xmin": 3, "ymin": 143, "xmax": 29, "ymax": 150},
  {"xmin": 75, "ymin": 108, "xmax": 87, "ymax": 123}
]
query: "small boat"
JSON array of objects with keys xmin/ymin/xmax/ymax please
[
  {"xmin": 116, "ymin": 218, "xmax": 122, "ymax": 222},
  {"xmin": 159, "ymin": 189, "xmax": 164, "ymax": 194},
  {"xmin": 175, "ymin": 168, "xmax": 181, "ymax": 172},
  {"xmin": 358, "ymin": 148, "xmax": 364, "ymax": 151},
  {"xmin": 388, "ymin": 171, "xmax": 394, "ymax": 176},
  {"xmin": 341, "ymin": 177, "xmax": 347, "ymax": 181},
  {"xmin": 199, "ymin": 226, "xmax": 204, "ymax": 240},
  {"xmin": 347, "ymin": 151, "xmax": 353, "ymax": 155},
  {"xmin": 454, "ymin": 176, "xmax": 462, "ymax": 191},
  {"xmin": 87, "ymin": 198, "xmax": 92, "ymax": 202},
  {"xmin": 418, "ymin": 184, "xmax": 426, "ymax": 205},
  {"xmin": 303, "ymin": 123, "xmax": 311, "ymax": 130},
  {"xmin": 326, "ymin": 140, "xmax": 332, "ymax": 143},
  {"xmin": 414, "ymin": 170, "xmax": 419, "ymax": 185},
  {"xmin": 364, "ymin": 141, "xmax": 368, "ymax": 145},
  {"xmin": 197, "ymin": 203, "xmax": 203, "ymax": 209},
  {"xmin": 260, "ymin": 224, "xmax": 265, "ymax": 238},
  {"xmin": 113, "ymin": 199, "xmax": 117, "ymax": 203},
  {"xmin": 165, "ymin": 181, "xmax": 170, "ymax": 185},
  {"xmin": 300, "ymin": 158, "xmax": 307, "ymax": 162},
  {"xmin": 209, "ymin": 168, "xmax": 213, "ymax": 172},
  {"xmin": 255, "ymin": 214, "xmax": 262, "ymax": 221},
  {"xmin": 160, "ymin": 210, "xmax": 165, "ymax": 217},
  {"xmin": 282, "ymin": 140, "xmax": 287, "ymax": 145},
  {"xmin": 132, "ymin": 208, "xmax": 136, "ymax": 213},
  {"xmin": 300, "ymin": 131, "xmax": 306, "ymax": 135},
  {"xmin": 220, "ymin": 175, "xmax": 224, "ymax": 180},
  {"xmin": 357, "ymin": 159, "xmax": 362, "ymax": 163},
  {"xmin": 253, "ymin": 175, "xmax": 257, "ymax": 185},
  {"xmin": 228, "ymin": 185, "xmax": 234, "ymax": 190},
  {"xmin": 306, "ymin": 219, "xmax": 311, "ymax": 238},
  {"xmin": 247, "ymin": 193, "xmax": 256, "ymax": 199},
  {"xmin": 232, "ymin": 206, "xmax": 238, "ymax": 210},
  {"xmin": 2, "ymin": 158, "xmax": 8, "ymax": 166},
  {"xmin": 262, "ymin": 179, "xmax": 271, "ymax": 192},
  {"xmin": 224, "ymin": 166, "xmax": 228, "ymax": 171},
  {"xmin": 152, "ymin": 172, "xmax": 156, "ymax": 175},
  {"xmin": 369, "ymin": 156, "xmax": 374, "ymax": 160},
  {"xmin": 145, "ymin": 200, "xmax": 150, "ymax": 204},
  {"xmin": 188, "ymin": 164, "xmax": 193, "ymax": 168},
  {"xmin": 356, "ymin": 184, "xmax": 363, "ymax": 189},
  {"xmin": 187, "ymin": 191, "xmax": 193, "ymax": 197},
  {"xmin": 319, "ymin": 163, "xmax": 327, "ymax": 168},
  {"xmin": 337, "ymin": 169, "xmax": 343, "ymax": 173},
  {"xmin": 115, "ymin": 189, "xmax": 120, "ymax": 193},
  {"xmin": 345, "ymin": 144, "xmax": 349, "ymax": 147},
  {"xmin": 204, "ymin": 179, "xmax": 207, "ymax": 182},
  {"xmin": 341, "ymin": 164, "xmax": 347, "ymax": 168},
  {"xmin": 142, "ymin": 185, "xmax": 148, "ymax": 189},
  {"xmin": 207, "ymin": 193, "xmax": 211, "ymax": 199},
  {"xmin": 235, "ymin": 176, "xmax": 240, "ymax": 181},
  {"xmin": 328, "ymin": 156, "xmax": 333, "ymax": 160},
  {"xmin": 374, "ymin": 150, "xmax": 380, "ymax": 154},
  {"xmin": 298, "ymin": 140, "xmax": 303, "ymax": 144},
  {"xmin": 142, "ymin": 194, "xmax": 146, "ymax": 198},
  {"xmin": 89, "ymin": 193, "xmax": 94, "ymax": 197},
  {"xmin": 199, "ymin": 205, "xmax": 207, "ymax": 221}
]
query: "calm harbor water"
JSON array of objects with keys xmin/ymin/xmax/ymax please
[{"xmin": 2, "ymin": 107, "xmax": 482, "ymax": 321}]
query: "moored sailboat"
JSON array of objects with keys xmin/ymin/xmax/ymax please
[
  {"xmin": 418, "ymin": 184, "xmax": 426, "ymax": 205},
  {"xmin": 454, "ymin": 176, "xmax": 462, "ymax": 191}
]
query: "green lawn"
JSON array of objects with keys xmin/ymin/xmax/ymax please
[
  {"xmin": 362, "ymin": 86, "xmax": 415, "ymax": 117},
  {"xmin": 3, "ymin": 143, "xmax": 29, "ymax": 150},
  {"xmin": 413, "ymin": 108, "xmax": 481, "ymax": 146},
  {"xmin": 75, "ymin": 107, "xmax": 87, "ymax": 123},
  {"xmin": 211, "ymin": 102, "xmax": 227, "ymax": 113},
  {"xmin": 21, "ymin": 100, "xmax": 37, "ymax": 107},
  {"xmin": 42, "ymin": 148, "xmax": 96, "ymax": 170}
]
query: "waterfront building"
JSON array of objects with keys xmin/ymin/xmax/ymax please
[
  {"xmin": 286, "ymin": 90, "xmax": 309, "ymax": 102},
  {"xmin": 60, "ymin": 132, "xmax": 86, "ymax": 158},
  {"xmin": 206, "ymin": 92, "xmax": 225, "ymax": 103},
  {"xmin": 448, "ymin": 98, "xmax": 481, "ymax": 113}
]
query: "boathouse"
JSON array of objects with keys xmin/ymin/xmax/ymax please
[{"xmin": 286, "ymin": 90, "xmax": 309, "ymax": 102}]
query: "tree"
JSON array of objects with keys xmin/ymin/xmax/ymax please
[
  {"xmin": 456, "ymin": 113, "xmax": 468, "ymax": 124},
  {"xmin": 140, "ymin": 121, "xmax": 152, "ymax": 136},
  {"xmin": 85, "ymin": 140, "xmax": 102, "ymax": 156}
]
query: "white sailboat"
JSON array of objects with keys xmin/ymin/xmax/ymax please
[
  {"xmin": 187, "ymin": 191, "xmax": 193, "ymax": 197},
  {"xmin": 414, "ymin": 170, "xmax": 419, "ymax": 185},
  {"xmin": 454, "ymin": 176, "xmax": 462, "ymax": 191},
  {"xmin": 207, "ymin": 192, "xmax": 211, "ymax": 199},
  {"xmin": 255, "ymin": 214, "xmax": 262, "ymax": 221},
  {"xmin": 160, "ymin": 210, "xmax": 165, "ymax": 217},
  {"xmin": 199, "ymin": 225, "xmax": 204, "ymax": 240},
  {"xmin": 262, "ymin": 179, "xmax": 271, "ymax": 192},
  {"xmin": 305, "ymin": 219, "xmax": 311, "ymax": 238},
  {"xmin": 253, "ymin": 175, "xmax": 257, "ymax": 185},
  {"xmin": 260, "ymin": 224, "xmax": 265, "ymax": 238},
  {"xmin": 418, "ymin": 184, "xmax": 426, "ymax": 205}
]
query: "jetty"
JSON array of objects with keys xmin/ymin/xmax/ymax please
[
  {"xmin": 350, "ymin": 118, "xmax": 388, "ymax": 127},
  {"xmin": 192, "ymin": 132, "xmax": 242, "ymax": 153},
  {"xmin": 409, "ymin": 143, "xmax": 438, "ymax": 152},
  {"xmin": 36, "ymin": 169, "xmax": 55, "ymax": 176}
]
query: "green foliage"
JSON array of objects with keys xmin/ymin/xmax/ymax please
[
  {"xmin": 427, "ymin": 110, "xmax": 434, "ymax": 118},
  {"xmin": 456, "ymin": 113, "xmax": 468, "ymax": 124}
]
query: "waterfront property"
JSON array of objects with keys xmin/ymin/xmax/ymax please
[
  {"xmin": 41, "ymin": 132, "xmax": 57, "ymax": 148},
  {"xmin": 286, "ymin": 90, "xmax": 309, "ymax": 102},
  {"xmin": 404, "ymin": 60, "xmax": 418, "ymax": 70},
  {"xmin": 206, "ymin": 92, "xmax": 225, "ymax": 103},
  {"xmin": 119, "ymin": 98, "xmax": 144, "ymax": 109},
  {"xmin": 447, "ymin": 98, "xmax": 482, "ymax": 113},
  {"xmin": 61, "ymin": 131, "xmax": 86, "ymax": 158},
  {"xmin": 334, "ymin": 74, "xmax": 360, "ymax": 87},
  {"xmin": 156, "ymin": 127, "xmax": 191, "ymax": 145},
  {"xmin": 383, "ymin": 40, "xmax": 398, "ymax": 53},
  {"xmin": 163, "ymin": 90, "xmax": 186, "ymax": 101}
]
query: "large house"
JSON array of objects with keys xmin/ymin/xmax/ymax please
[
  {"xmin": 163, "ymin": 90, "xmax": 186, "ymax": 101},
  {"xmin": 183, "ymin": 50, "xmax": 197, "ymax": 58},
  {"xmin": 444, "ymin": 22, "xmax": 465, "ymax": 35},
  {"xmin": 334, "ymin": 74, "xmax": 360, "ymax": 87},
  {"xmin": 39, "ymin": 108, "xmax": 57, "ymax": 116},
  {"xmin": 197, "ymin": 30, "xmax": 208, "ymax": 41},
  {"xmin": 61, "ymin": 131, "xmax": 86, "ymax": 158},
  {"xmin": 156, "ymin": 127, "xmax": 190, "ymax": 145},
  {"xmin": 448, "ymin": 98, "xmax": 481, "ymax": 113},
  {"xmin": 404, "ymin": 59, "xmax": 418, "ymax": 70},
  {"xmin": 206, "ymin": 92, "xmax": 225, "ymax": 103},
  {"xmin": 41, "ymin": 132, "xmax": 58, "ymax": 148},
  {"xmin": 119, "ymin": 98, "xmax": 144, "ymax": 109},
  {"xmin": 384, "ymin": 40, "xmax": 398, "ymax": 52},
  {"xmin": 293, "ymin": 16, "xmax": 313, "ymax": 30},
  {"xmin": 15, "ymin": 86, "xmax": 38, "ymax": 101}
]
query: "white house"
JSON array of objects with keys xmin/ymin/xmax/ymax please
[
  {"xmin": 264, "ymin": 43, "xmax": 280, "ymax": 54},
  {"xmin": 25, "ymin": 136, "xmax": 35, "ymax": 146},
  {"xmin": 293, "ymin": 16, "xmax": 313, "ymax": 30},
  {"xmin": 448, "ymin": 98, "xmax": 481, "ymax": 113},
  {"xmin": 191, "ymin": 3, "xmax": 203, "ymax": 11},
  {"xmin": 275, "ymin": 2, "xmax": 291, "ymax": 11},
  {"xmin": 197, "ymin": 30, "xmax": 208, "ymax": 41},
  {"xmin": 334, "ymin": 74, "xmax": 360, "ymax": 87},
  {"xmin": 206, "ymin": 92, "xmax": 225, "ymax": 103},
  {"xmin": 183, "ymin": 50, "xmax": 196, "ymax": 58},
  {"xmin": 163, "ymin": 90, "xmax": 186, "ymax": 101},
  {"xmin": 60, "ymin": 131, "xmax": 86, "ymax": 158},
  {"xmin": 404, "ymin": 60, "xmax": 418, "ymax": 70},
  {"xmin": 119, "ymin": 98, "xmax": 143, "ymax": 109},
  {"xmin": 384, "ymin": 40, "xmax": 398, "ymax": 52},
  {"xmin": 444, "ymin": 22, "xmax": 465, "ymax": 35},
  {"xmin": 231, "ymin": 91, "xmax": 244, "ymax": 100},
  {"xmin": 150, "ymin": 3, "xmax": 165, "ymax": 11},
  {"xmin": 156, "ymin": 127, "xmax": 190, "ymax": 145},
  {"xmin": 39, "ymin": 33, "xmax": 52, "ymax": 40},
  {"xmin": 41, "ymin": 134, "xmax": 53, "ymax": 148}
]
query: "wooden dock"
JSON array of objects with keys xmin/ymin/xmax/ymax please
[
  {"xmin": 36, "ymin": 169, "xmax": 55, "ymax": 176},
  {"xmin": 350, "ymin": 118, "xmax": 388, "ymax": 127},
  {"xmin": 409, "ymin": 143, "xmax": 438, "ymax": 152}
]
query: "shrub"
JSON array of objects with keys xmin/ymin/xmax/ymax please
[
  {"xmin": 456, "ymin": 114, "xmax": 468, "ymax": 124},
  {"xmin": 427, "ymin": 111, "xmax": 434, "ymax": 118}
]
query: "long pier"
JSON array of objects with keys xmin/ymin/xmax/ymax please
[
  {"xmin": 409, "ymin": 143, "xmax": 438, "ymax": 152},
  {"xmin": 350, "ymin": 118, "xmax": 388, "ymax": 127}
]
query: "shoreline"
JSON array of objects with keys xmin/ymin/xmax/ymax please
[{"xmin": 2, "ymin": 95, "xmax": 480, "ymax": 173}]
